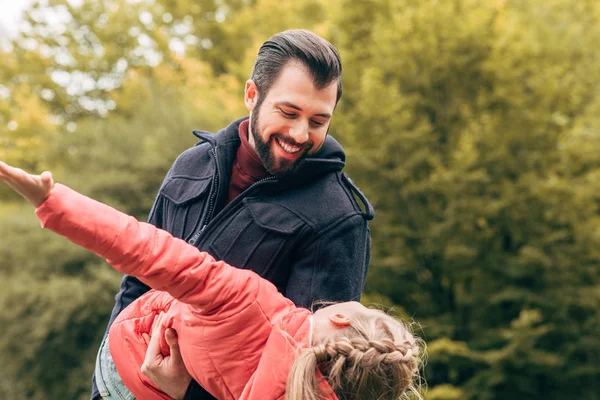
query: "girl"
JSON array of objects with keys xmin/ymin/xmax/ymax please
[{"xmin": 0, "ymin": 161, "xmax": 423, "ymax": 400}]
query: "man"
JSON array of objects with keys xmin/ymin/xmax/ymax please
[{"xmin": 92, "ymin": 29, "xmax": 374, "ymax": 400}]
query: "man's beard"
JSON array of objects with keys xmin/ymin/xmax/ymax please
[{"xmin": 250, "ymin": 103, "xmax": 312, "ymax": 176}]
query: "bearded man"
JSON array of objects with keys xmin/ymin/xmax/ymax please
[{"xmin": 92, "ymin": 29, "xmax": 374, "ymax": 400}]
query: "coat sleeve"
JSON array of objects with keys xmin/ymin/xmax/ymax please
[
  {"xmin": 35, "ymin": 184, "xmax": 289, "ymax": 317},
  {"xmin": 101, "ymin": 168, "xmax": 173, "ymax": 332},
  {"xmin": 104, "ymin": 184, "xmax": 168, "ymax": 321},
  {"xmin": 284, "ymin": 214, "xmax": 371, "ymax": 309}
]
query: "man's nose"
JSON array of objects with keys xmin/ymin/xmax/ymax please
[{"xmin": 288, "ymin": 119, "xmax": 309, "ymax": 144}]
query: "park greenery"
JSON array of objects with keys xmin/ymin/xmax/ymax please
[{"xmin": 1, "ymin": 0, "xmax": 599, "ymax": 398}]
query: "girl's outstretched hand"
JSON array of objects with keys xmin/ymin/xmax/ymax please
[{"xmin": 0, "ymin": 161, "xmax": 55, "ymax": 207}]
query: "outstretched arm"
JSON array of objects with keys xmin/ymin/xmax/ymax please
[
  {"xmin": 0, "ymin": 161, "xmax": 202, "ymax": 399},
  {"xmin": 0, "ymin": 161, "xmax": 288, "ymax": 317}
]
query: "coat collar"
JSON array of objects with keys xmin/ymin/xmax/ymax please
[{"xmin": 192, "ymin": 117, "xmax": 346, "ymax": 186}]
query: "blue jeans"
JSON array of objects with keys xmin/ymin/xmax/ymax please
[{"xmin": 94, "ymin": 335, "xmax": 136, "ymax": 400}]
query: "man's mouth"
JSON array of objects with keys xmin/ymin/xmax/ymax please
[{"xmin": 276, "ymin": 138, "xmax": 302, "ymax": 154}]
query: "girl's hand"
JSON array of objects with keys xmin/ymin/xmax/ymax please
[
  {"xmin": 0, "ymin": 161, "xmax": 54, "ymax": 207},
  {"xmin": 141, "ymin": 328, "xmax": 191, "ymax": 400}
]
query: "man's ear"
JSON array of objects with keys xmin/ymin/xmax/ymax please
[
  {"xmin": 245, "ymin": 80, "xmax": 258, "ymax": 112},
  {"xmin": 329, "ymin": 313, "xmax": 351, "ymax": 328}
]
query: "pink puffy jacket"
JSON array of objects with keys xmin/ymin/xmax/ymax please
[{"xmin": 36, "ymin": 184, "xmax": 338, "ymax": 400}]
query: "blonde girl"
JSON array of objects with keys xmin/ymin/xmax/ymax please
[{"xmin": 0, "ymin": 161, "xmax": 423, "ymax": 400}]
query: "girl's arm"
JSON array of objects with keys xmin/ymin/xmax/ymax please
[
  {"xmin": 36, "ymin": 183, "xmax": 293, "ymax": 318},
  {"xmin": 0, "ymin": 161, "xmax": 293, "ymax": 318}
]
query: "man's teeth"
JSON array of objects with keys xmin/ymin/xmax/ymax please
[{"xmin": 277, "ymin": 138, "xmax": 301, "ymax": 154}]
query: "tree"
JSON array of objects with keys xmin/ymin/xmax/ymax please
[
  {"xmin": 331, "ymin": 0, "xmax": 600, "ymax": 398},
  {"xmin": 2, "ymin": 0, "xmax": 600, "ymax": 398}
]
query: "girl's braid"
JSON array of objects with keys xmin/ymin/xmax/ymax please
[
  {"xmin": 314, "ymin": 336, "xmax": 419, "ymax": 395},
  {"xmin": 314, "ymin": 337, "xmax": 417, "ymax": 368},
  {"xmin": 286, "ymin": 313, "xmax": 424, "ymax": 400}
]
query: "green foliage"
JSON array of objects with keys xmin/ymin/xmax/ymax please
[
  {"xmin": 0, "ymin": 267, "xmax": 119, "ymax": 399},
  {"xmin": 330, "ymin": 0, "xmax": 600, "ymax": 398},
  {"xmin": 0, "ymin": 207, "xmax": 120, "ymax": 398},
  {"xmin": 426, "ymin": 384, "xmax": 466, "ymax": 400},
  {"xmin": 0, "ymin": 0, "xmax": 599, "ymax": 398}
]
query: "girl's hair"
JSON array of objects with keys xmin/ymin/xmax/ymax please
[{"xmin": 285, "ymin": 310, "xmax": 424, "ymax": 400}]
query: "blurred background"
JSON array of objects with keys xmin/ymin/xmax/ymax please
[{"xmin": 1, "ymin": 0, "xmax": 599, "ymax": 399}]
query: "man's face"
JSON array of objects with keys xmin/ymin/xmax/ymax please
[{"xmin": 245, "ymin": 62, "xmax": 338, "ymax": 175}]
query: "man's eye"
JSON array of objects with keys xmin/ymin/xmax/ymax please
[
  {"xmin": 280, "ymin": 109, "xmax": 296, "ymax": 118},
  {"xmin": 311, "ymin": 120, "xmax": 325, "ymax": 127}
]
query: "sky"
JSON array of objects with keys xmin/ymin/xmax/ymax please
[{"xmin": 0, "ymin": 0, "xmax": 33, "ymax": 37}]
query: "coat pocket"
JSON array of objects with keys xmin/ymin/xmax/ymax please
[
  {"xmin": 158, "ymin": 176, "xmax": 212, "ymax": 240},
  {"xmin": 159, "ymin": 176, "xmax": 212, "ymax": 205},
  {"xmin": 245, "ymin": 199, "xmax": 305, "ymax": 234},
  {"xmin": 208, "ymin": 199, "xmax": 306, "ymax": 289}
]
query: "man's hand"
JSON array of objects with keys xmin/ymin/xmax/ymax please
[
  {"xmin": 141, "ymin": 328, "xmax": 192, "ymax": 400},
  {"xmin": 0, "ymin": 161, "xmax": 54, "ymax": 207}
]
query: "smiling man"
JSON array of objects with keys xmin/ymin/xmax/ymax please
[
  {"xmin": 246, "ymin": 60, "xmax": 337, "ymax": 174},
  {"xmin": 91, "ymin": 29, "xmax": 374, "ymax": 400}
]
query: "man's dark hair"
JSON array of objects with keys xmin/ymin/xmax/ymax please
[{"xmin": 251, "ymin": 29, "xmax": 343, "ymax": 105}]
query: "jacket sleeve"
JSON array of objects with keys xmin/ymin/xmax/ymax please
[
  {"xmin": 103, "ymin": 185, "xmax": 169, "ymax": 323},
  {"xmin": 98, "ymin": 172, "xmax": 171, "ymax": 339},
  {"xmin": 284, "ymin": 214, "xmax": 371, "ymax": 309},
  {"xmin": 102, "ymin": 195, "xmax": 165, "ymax": 341},
  {"xmin": 36, "ymin": 184, "xmax": 290, "ymax": 318}
]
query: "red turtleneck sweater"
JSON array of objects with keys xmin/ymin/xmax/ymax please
[{"xmin": 227, "ymin": 119, "xmax": 270, "ymax": 203}]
